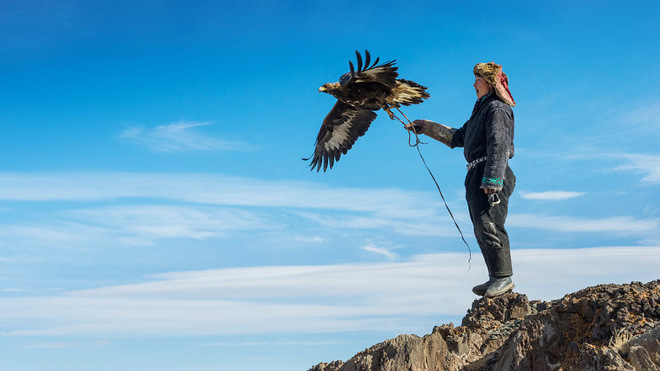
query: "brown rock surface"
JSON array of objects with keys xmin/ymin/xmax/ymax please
[{"xmin": 309, "ymin": 280, "xmax": 660, "ymax": 371}]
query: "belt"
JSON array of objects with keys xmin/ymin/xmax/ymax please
[{"xmin": 466, "ymin": 156, "xmax": 487, "ymax": 171}]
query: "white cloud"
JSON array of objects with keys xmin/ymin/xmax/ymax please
[
  {"xmin": 293, "ymin": 236, "xmax": 325, "ymax": 243},
  {"xmin": 360, "ymin": 244, "xmax": 399, "ymax": 260},
  {"xmin": 0, "ymin": 172, "xmax": 459, "ymax": 239},
  {"xmin": 25, "ymin": 342, "xmax": 81, "ymax": 349},
  {"xmin": 120, "ymin": 121, "xmax": 252, "ymax": 152},
  {"xmin": 0, "ymin": 204, "xmax": 286, "ymax": 250},
  {"xmin": 0, "ymin": 172, "xmax": 656, "ymax": 252},
  {"xmin": 0, "ymin": 247, "xmax": 658, "ymax": 338},
  {"xmin": 0, "ymin": 172, "xmax": 439, "ymax": 215},
  {"xmin": 23, "ymin": 340, "xmax": 111, "ymax": 349},
  {"xmin": 614, "ymin": 153, "xmax": 660, "ymax": 185},
  {"xmin": 624, "ymin": 101, "xmax": 660, "ymax": 129},
  {"xmin": 1, "ymin": 288, "xmax": 26, "ymax": 293},
  {"xmin": 558, "ymin": 149, "xmax": 660, "ymax": 186},
  {"xmin": 520, "ymin": 191, "xmax": 586, "ymax": 201},
  {"xmin": 0, "ymin": 223, "xmax": 111, "ymax": 250},
  {"xmin": 292, "ymin": 210, "xmax": 457, "ymax": 237},
  {"xmin": 70, "ymin": 205, "xmax": 283, "ymax": 240},
  {"xmin": 508, "ymin": 213, "xmax": 659, "ymax": 233}
]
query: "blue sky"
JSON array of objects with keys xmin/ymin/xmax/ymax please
[{"xmin": 1, "ymin": 0, "xmax": 659, "ymax": 370}]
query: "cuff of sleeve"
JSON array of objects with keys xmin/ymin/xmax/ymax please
[{"xmin": 481, "ymin": 177, "xmax": 504, "ymax": 190}]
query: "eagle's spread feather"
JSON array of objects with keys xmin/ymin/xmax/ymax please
[{"xmin": 306, "ymin": 50, "xmax": 430, "ymax": 172}]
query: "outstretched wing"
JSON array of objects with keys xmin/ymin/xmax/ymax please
[
  {"xmin": 306, "ymin": 101, "xmax": 378, "ymax": 172},
  {"xmin": 346, "ymin": 50, "xmax": 398, "ymax": 87}
]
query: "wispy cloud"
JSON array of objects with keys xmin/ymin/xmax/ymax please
[
  {"xmin": 294, "ymin": 236, "xmax": 325, "ymax": 243},
  {"xmin": 120, "ymin": 121, "xmax": 252, "ymax": 152},
  {"xmin": 508, "ymin": 213, "xmax": 659, "ymax": 233},
  {"xmin": 519, "ymin": 191, "xmax": 586, "ymax": 201},
  {"xmin": 360, "ymin": 244, "xmax": 399, "ymax": 260},
  {"xmin": 25, "ymin": 342, "xmax": 80, "ymax": 349},
  {"xmin": 0, "ymin": 172, "xmax": 656, "ymax": 251},
  {"xmin": 0, "ymin": 172, "xmax": 438, "ymax": 214},
  {"xmin": 623, "ymin": 101, "xmax": 660, "ymax": 131},
  {"xmin": 0, "ymin": 171, "xmax": 455, "ymax": 231},
  {"xmin": 292, "ymin": 210, "xmax": 458, "ymax": 237},
  {"xmin": 1, "ymin": 247, "xmax": 658, "ymax": 337},
  {"xmin": 70, "ymin": 205, "xmax": 283, "ymax": 240},
  {"xmin": 1, "ymin": 288, "xmax": 27, "ymax": 293},
  {"xmin": 23, "ymin": 340, "xmax": 111, "ymax": 349},
  {"xmin": 0, "ymin": 172, "xmax": 462, "ymax": 253},
  {"xmin": 0, "ymin": 205, "xmax": 286, "ymax": 250},
  {"xmin": 614, "ymin": 153, "xmax": 660, "ymax": 185}
]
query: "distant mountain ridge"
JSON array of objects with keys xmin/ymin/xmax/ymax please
[{"xmin": 309, "ymin": 280, "xmax": 660, "ymax": 371}]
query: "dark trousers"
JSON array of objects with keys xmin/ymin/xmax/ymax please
[{"xmin": 465, "ymin": 164, "xmax": 516, "ymax": 278}]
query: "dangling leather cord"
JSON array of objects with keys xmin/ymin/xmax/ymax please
[{"xmin": 391, "ymin": 107, "xmax": 472, "ymax": 271}]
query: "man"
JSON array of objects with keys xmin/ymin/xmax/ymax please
[{"xmin": 407, "ymin": 62, "xmax": 516, "ymax": 298}]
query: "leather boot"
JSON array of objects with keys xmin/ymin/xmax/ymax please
[
  {"xmin": 484, "ymin": 276, "xmax": 514, "ymax": 297},
  {"xmin": 472, "ymin": 278, "xmax": 492, "ymax": 296}
]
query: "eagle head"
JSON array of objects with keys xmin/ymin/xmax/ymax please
[{"xmin": 318, "ymin": 82, "xmax": 340, "ymax": 94}]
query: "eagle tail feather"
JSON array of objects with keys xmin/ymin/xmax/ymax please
[{"xmin": 391, "ymin": 79, "xmax": 430, "ymax": 106}]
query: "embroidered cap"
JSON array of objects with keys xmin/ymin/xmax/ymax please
[{"xmin": 473, "ymin": 62, "xmax": 516, "ymax": 107}]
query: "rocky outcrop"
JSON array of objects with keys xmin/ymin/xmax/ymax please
[{"xmin": 309, "ymin": 280, "xmax": 660, "ymax": 371}]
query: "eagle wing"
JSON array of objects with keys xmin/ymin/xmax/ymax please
[
  {"xmin": 307, "ymin": 101, "xmax": 378, "ymax": 172},
  {"xmin": 347, "ymin": 50, "xmax": 398, "ymax": 87}
]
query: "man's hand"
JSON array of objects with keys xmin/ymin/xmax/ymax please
[
  {"xmin": 405, "ymin": 119, "xmax": 428, "ymax": 134},
  {"xmin": 483, "ymin": 187, "xmax": 497, "ymax": 195},
  {"xmin": 486, "ymin": 190, "xmax": 501, "ymax": 206}
]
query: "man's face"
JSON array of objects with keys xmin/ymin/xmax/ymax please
[{"xmin": 473, "ymin": 75, "xmax": 492, "ymax": 99}]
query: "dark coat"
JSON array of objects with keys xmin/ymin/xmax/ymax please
[{"xmin": 450, "ymin": 93, "xmax": 515, "ymax": 190}]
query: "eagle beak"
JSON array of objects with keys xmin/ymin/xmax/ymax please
[{"xmin": 318, "ymin": 86, "xmax": 326, "ymax": 92}]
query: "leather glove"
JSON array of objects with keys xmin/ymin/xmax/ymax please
[{"xmin": 405, "ymin": 119, "xmax": 428, "ymax": 134}]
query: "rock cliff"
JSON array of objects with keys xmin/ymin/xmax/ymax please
[{"xmin": 309, "ymin": 280, "xmax": 660, "ymax": 371}]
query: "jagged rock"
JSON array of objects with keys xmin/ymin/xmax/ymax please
[{"xmin": 308, "ymin": 280, "xmax": 660, "ymax": 371}]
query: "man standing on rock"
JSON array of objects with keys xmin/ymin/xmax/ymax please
[{"xmin": 406, "ymin": 62, "xmax": 516, "ymax": 298}]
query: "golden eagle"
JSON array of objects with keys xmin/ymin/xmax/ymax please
[{"xmin": 305, "ymin": 50, "xmax": 430, "ymax": 172}]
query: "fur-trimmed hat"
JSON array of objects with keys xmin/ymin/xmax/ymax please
[{"xmin": 473, "ymin": 62, "xmax": 515, "ymax": 107}]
